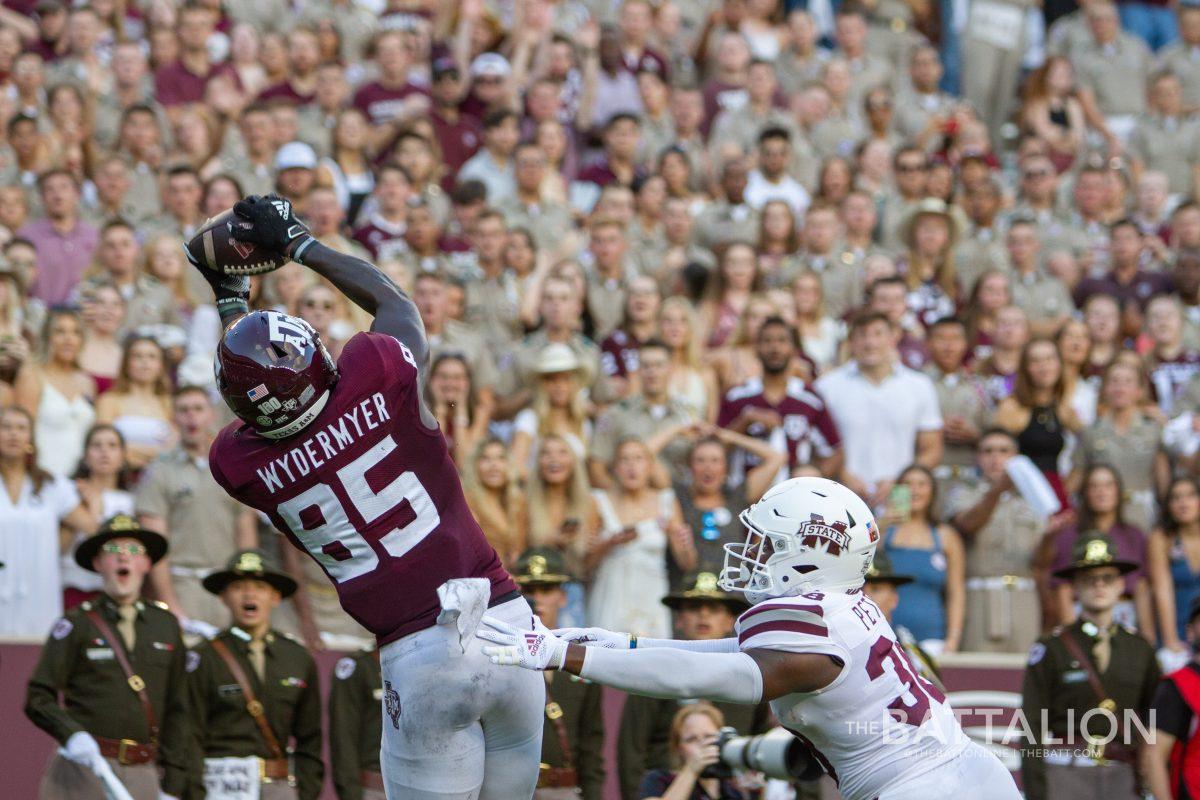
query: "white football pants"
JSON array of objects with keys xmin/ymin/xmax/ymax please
[
  {"xmin": 378, "ymin": 595, "xmax": 545, "ymax": 799},
  {"xmin": 881, "ymin": 742, "xmax": 1020, "ymax": 799}
]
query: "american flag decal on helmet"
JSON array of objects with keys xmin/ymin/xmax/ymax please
[{"xmin": 247, "ymin": 383, "xmax": 269, "ymax": 401}]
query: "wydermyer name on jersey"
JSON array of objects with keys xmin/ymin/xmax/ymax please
[{"xmin": 255, "ymin": 391, "xmax": 392, "ymax": 493}]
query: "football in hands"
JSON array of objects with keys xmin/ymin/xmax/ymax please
[{"xmin": 185, "ymin": 209, "xmax": 286, "ymax": 276}]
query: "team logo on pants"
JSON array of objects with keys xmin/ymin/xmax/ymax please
[{"xmin": 385, "ymin": 681, "xmax": 401, "ymax": 730}]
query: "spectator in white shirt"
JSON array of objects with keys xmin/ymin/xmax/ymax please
[
  {"xmin": 744, "ymin": 126, "xmax": 812, "ymax": 215},
  {"xmin": 815, "ymin": 312, "xmax": 944, "ymax": 506}
]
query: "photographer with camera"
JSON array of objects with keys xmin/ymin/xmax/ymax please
[{"xmin": 637, "ymin": 702, "xmax": 758, "ymax": 800}]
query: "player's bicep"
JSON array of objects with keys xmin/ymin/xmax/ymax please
[
  {"xmin": 746, "ymin": 647, "xmax": 845, "ymax": 700},
  {"xmin": 361, "ymin": 331, "xmax": 437, "ymax": 431}
]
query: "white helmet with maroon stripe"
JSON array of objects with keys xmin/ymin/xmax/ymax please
[{"xmin": 720, "ymin": 477, "xmax": 878, "ymax": 604}]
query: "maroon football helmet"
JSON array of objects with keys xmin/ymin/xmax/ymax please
[{"xmin": 215, "ymin": 310, "xmax": 338, "ymax": 439}]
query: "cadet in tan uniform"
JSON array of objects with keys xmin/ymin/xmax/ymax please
[
  {"xmin": 26, "ymin": 514, "xmax": 190, "ymax": 800},
  {"xmin": 328, "ymin": 648, "xmax": 383, "ymax": 800},
  {"xmin": 962, "ymin": 0, "xmax": 1034, "ymax": 138},
  {"xmin": 514, "ymin": 548, "xmax": 605, "ymax": 799},
  {"xmin": 949, "ymin": 430, "xmax": 1045, "ymax": 653},
  {"xmin": 1006, "ymin": 219, "xmax": 1075, "ymax": 337},
  {"xmin": 924, "ymin": 318, "xmax": 991, "ymax": 496},
  {"xmin": 188, "ymin": 550, "xmax": 323, "ymax": 800},
  {"xmin": 137, "ymin": 386, "xmax": 258, "ymax": 633},
  {"xmin": 1020, "ymin": 534, "xmax": 1160, "ymax": 800},
  {"xmin": 589, "ymin": 340, "xmax": 698, "ymax": 487},
  {"xmin": 1073, "ymin": 2, "xmax": 1153, "ymax": 138},
  {"xmin": 615, "ymin": 571, "xmax": 769, "ymax": 800},
  {"xmin": 1073, "ymin": 360, "xmax": 1169, "ymax": 533},
  {"xmin": 1127, "ymin": 71, "xmax": 1200, "ymax": 198},
  {"xmin": 1158, "ymin": 4, "xmax": 1200, "ymax": 109}
]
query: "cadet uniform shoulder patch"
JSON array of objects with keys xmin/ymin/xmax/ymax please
[
  {"xmin": 1027, "ymin": 642, "xmax": 1046, "ymax": 665},
  {"xmin": 186, "ymin": 651, "xmax": 201, "ymax": 673},
  {"xmin": 51, "ymin": 618, "xmax": 73, "ymax": 640},
  {"xmin": 335, "ymin": 657, "xmax": 356, "ymax": 681}
]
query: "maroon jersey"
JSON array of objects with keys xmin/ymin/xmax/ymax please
[
  {"xmin": 209, "ymin": 331, "xmax": 516, "ymax": 644},
  {"xmin": 352, "ymin": 214, "xmax": 410, "ymax": 262},
  {"xmin": 353, "ymin": 81, "xmax": 430, "ymax": 127},
  {"xmin": 716, "ymin": 376, "xmax": 841, "ymax": 470},
  {"xmin": 599, "ymin": 328, "xmax": 642, "ymax": 379}
]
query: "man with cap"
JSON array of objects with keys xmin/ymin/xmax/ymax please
[
  {"xmin": 862, "ymin": 549, "xmax": 943, "ymax": 689},
  {"xmin": 186, "ymin": 550, "xmax": 323, "ymax": 800},
  {"xmin": 612, "ymin": 571, "xmax": 770, "ymax": 800},
  {"xmin": 513, "ymin": 547, "xmax": 605, "ymax": 800},
  {"xmin": 1146, "ymin": 594, "xmax": 1200, "ymax": 799},
  {"xmin": 274, "ymin": 141, "xmax": 319, "ymax": 209},
  {"xmin": 1020, "ymin": 533, "xmax": 1160, "ymax": 800},
  {"xmin": 327, "ymin": 644, "xmax": 384, "ymax": 800},
  {"xmin": 25, "ymin": 514, "xmax": 191, "ymax": 800}
]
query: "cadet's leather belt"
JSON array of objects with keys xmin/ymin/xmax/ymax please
[
  {"xmin": 537, "ymin": 766, "xmax": 579, "ymax": 788},
  {"xmin": 96, "ymin": 736, "xmax": 156, "ymax": 765},
  {"xmin": 966, "ymin": 575, "xmax": 1035, "ymax": 591},
  {"xmin": 360, "ymin": 770, "xmax": 385, "ymax": 791}
]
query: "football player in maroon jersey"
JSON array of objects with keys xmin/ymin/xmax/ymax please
[{"xmin": 192, "ymin": 195, "xmax": 544, "ymax": 799}]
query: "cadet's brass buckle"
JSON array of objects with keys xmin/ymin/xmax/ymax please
[
  {"xmin": 258, "ymin": 758, "xmax": 268, "ymax": 783},
  {"xmin": 127, "ymin": 674, "xmax": 146, "ymax": 692},
  {"xmin": 117, "ymin": 739, "xmax": 138, "ymax": 765},
  {"xmin": 247, "ymin": 700, "xmax": 264, "ymax": 716}
]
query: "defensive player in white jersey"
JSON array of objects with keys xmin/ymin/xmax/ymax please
[{"xmin": 479, "ymin": 477, "xmax": 1020, "ymax": 800}]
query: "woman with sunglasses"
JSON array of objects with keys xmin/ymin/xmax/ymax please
[{"xmin": 0, "ymin": 406, "xmax": 95, "ymax": 636}]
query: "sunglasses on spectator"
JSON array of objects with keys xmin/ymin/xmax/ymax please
[
  {"xmin": 896, "ymin": 163, "xmax": 926, "ymax": 173},
  {"xmin": 102, "ymin": 542, "xmax": 147, "ymax": 557},
  {"xmin": 1023, "ymin": 170, "xmax": 1052, "ymax": 179},
  {"xmin": 474, "ymin": 76, "xmax": 504, "ymax": 85},
  {"xmin": 303, "ymin": 300, "xmax": 335, "ymax": 310}
]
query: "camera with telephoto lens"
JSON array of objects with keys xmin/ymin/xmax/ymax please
[{"xmin": 700, "ymin": 726, "xmax": 820, "ymax": 781}]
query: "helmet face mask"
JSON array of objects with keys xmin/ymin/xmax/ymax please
[
  {"xmin": 719, "ymin": 477, "xmax": 878, "ymax": 603},
  {"xmin": 215, "ymin": 311, "xmax": 339, "ymax": 439}
]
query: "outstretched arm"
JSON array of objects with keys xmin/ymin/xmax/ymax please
[
  {"xmin": 480, "ymin": 618, "xmax": 841, "ymax": 702},
  {"xmin": 554, "ymin": 625, "xmax": 740, "ymax": 653}
]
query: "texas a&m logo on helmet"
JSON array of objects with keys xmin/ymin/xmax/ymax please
[{"xmin": 215, "ymin": 311, "xmax": 338, "ymax": 439}]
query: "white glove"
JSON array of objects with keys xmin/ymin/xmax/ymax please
[
  {"xmin": 553, "ymin": 626, "xmax": 632, "ymax": 649},
  {"xmin": 62, "ymin": 731, "xmax": 101, "ymax": 765},
  {"xmin": 159, "ymin": 794, "xmax": 181, "ymax": 800},
  {"xmin": 477, "ymin": 615, "xmax": 568, "ymax": 670}
]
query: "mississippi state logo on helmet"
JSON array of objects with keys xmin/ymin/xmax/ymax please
[
  {"xmin": 215, "ymin": 310, "xmax": 338, "ymax": 439},
  {"xmin": 720, "ymin": 477, "xmax": 877, "ymax": 603}
]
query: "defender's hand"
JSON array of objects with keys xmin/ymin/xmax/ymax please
[
  {"xmin": 478, "ymin": 615, "xmax": 568, "ymax": 670},
  {"xmin": 553, "ymin": 626, "xmax": 632, "ymax": 649},
  {"xmin": 232, "ymin": 194, "xmax": 316, "ymax": 259}
]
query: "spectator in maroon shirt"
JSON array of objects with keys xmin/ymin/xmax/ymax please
[
  {"xmin": 577, "ymin": 113, "xmax": 646, "ymax": 190},
  {"xmin": 27, "ymin": 0, "xmax": 66, "ymax": 63},
  {"xmin": 354, "ymin": 30, "xmax": 430, "ymax": 150},
  {"xmin": 257, "ymin": 26, "xmax": 321, "ymax": 106},
  {"xmin": 153, "ymin": 3, "xmax": 222, "ymax": 109},
  {"xmin": 600, "ymin": 275, "xmax": 662, "ymax": 395},
  {"xmin": 353, "ymin": 162, "xmax": 413, "ymax": 262},
  {"xmin": 20, "ymin": 169, "xmax": 98, "ymax": 305},
  {"xmin": 429, "ymin": 57, "xmax": 482, "ymax": 179},
  {"xmin": 1074, "ymin": 218, "xmax": 1174, "ymax": 314},
  {"xmin": 717, "ymin": 316, "xmax": 843, "ymax": 478},
  {"xmin": 617, "ymin": 0, "xmax": 668, "ymax": 79}
]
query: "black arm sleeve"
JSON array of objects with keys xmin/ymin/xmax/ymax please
[{"xmin": 295, "ymin": 242, "xmax": 429, "ymax": 374}]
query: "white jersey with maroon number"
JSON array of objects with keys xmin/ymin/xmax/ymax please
[{"xmin": 736, "ymin": 591, "xmax": 972, "ymax": 800}]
